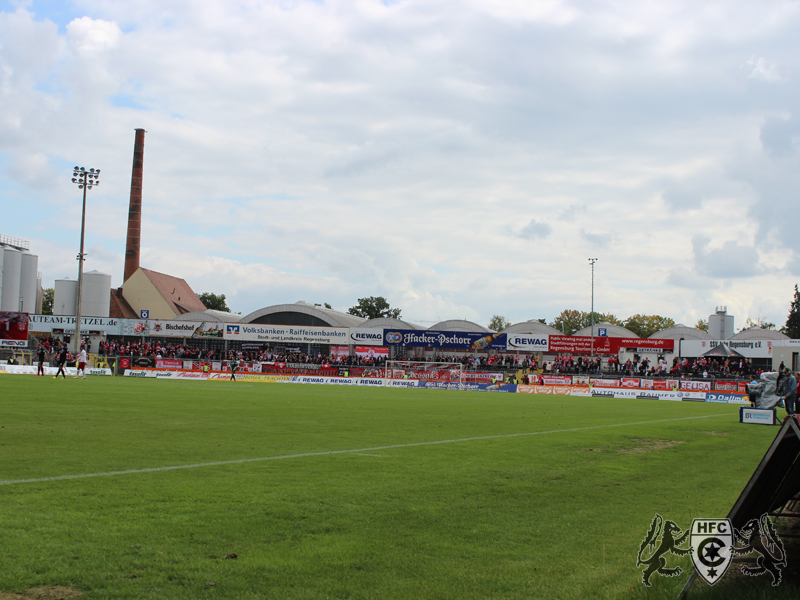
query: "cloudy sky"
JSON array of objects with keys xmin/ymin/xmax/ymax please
[{"xmin": 1, "ymin": 0, "xmax": 799, "ymax": 329}]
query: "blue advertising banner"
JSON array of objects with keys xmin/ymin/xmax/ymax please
[
  {"xmin": 416, "ymin": 381, "xmax": 518, "ymax": 392},
  {"xmin": 383, "ymin": 329, "xmax": 507, "ymax": 350}
]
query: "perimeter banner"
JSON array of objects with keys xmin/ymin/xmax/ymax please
[
  {"xmin": 0, "ymin": 312, "xmax": 28, "ymax": 347},
  {"xmin": 223, "ymin": 324, "xmax": 349, "ymax": 344}
]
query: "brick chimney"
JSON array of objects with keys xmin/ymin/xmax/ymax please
[{"xmin": 123, "ymin": 128, "xmax": 145, "ymax": 283}]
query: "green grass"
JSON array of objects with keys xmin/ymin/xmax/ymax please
[{"xmin": 0, "ymin": 377, "xmax": 795, "ymax": 599}]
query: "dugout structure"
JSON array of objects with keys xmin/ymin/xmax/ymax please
[{"xmin": 384, "ymin": 361, "xmax": 464, "ymax": 389}]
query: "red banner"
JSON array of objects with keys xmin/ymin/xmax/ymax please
[
  {"xmin": 620, "ymin": 378, "xmax": 640, "ymax": 388},
  {"xmin": 355, "ymin": 346, "xmax": 389, "ymax": 358},
  {"xmin": 549, "ymin": 335, "xmax": 615, "ymax": 354},
  {"xmin": 156, "ymin": 359, "xmax": 183, "ymax": 368},
  {"xmin": 0, "ymin": 312, "xmax": 28, "ymax": 346}
]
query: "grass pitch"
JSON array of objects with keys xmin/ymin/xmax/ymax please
[{"xmin": 0, "ymin": 377, "xmax": 795, "ymax": 599}]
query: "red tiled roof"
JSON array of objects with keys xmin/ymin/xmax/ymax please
[
  {"xmin": 109, "ymin": 288, "xmax": 138, "ymax": 319},
  {"xmin": 140, "ymin": 268, "xmax": 207, "ymax": 315}
]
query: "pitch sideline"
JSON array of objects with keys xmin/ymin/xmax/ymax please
[{"xmin": 0, "ymin": 413, "xmax": 733, "ymax": 487}]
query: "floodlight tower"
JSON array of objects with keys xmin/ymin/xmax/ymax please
[
  {"xmin": 71, "ymin": 166, "xmax": 100, "ymax": 353},
  {"xmin": 589, "ymin": 258, "xmax": 598, "ymax": 363}
]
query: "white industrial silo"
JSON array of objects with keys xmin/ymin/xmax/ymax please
[
  {"xmin": 54, "ymin": 278, "xmax": 78, "ymax": 316},
  {"xmin": 19, "ymin": 252, "xmax": 39, "ymax": 314},
  {"xmin": 0, "ymin": 247, "xmax": 21, "ymax": 311},
  {"xmin": 80, "ymin": 270, "xmax": 111, "ymax": 317}
]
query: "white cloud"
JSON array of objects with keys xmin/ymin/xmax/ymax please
[{"xmin": 2, "ymin": 0, "xmax": 800, "ymax": 328}]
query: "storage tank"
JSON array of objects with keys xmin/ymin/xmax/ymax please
[
  {"xmin": 80, "ymin": 270, "xmax": 112, "ymax": 317},
  {"xmin": 19, "ymin": 252, "xmax": 39, "ymax": 314},
  {"xmin": 54, "ymin": 278, "xmax": 78, "ymax": 316},
  {"xmin": 0, "ymin": 247, "xmax": 21, "ymax": 311}
]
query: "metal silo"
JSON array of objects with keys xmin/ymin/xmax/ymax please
[
  {"xmin": 54, "ymin": 278, "xmax": 78, "ymax": 316},
  {"xmin": 80, "ymin": 270, "xmax": 111, "ymax": 317},
  {"xmin": 0, "ymin": 247, "xmax": 21, "ymax": 311},
  {"xmin": 19, "ymin": 252, "xmax": 39, "ymax": 314}
]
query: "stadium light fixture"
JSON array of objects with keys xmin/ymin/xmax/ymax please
[
  {"xmin": 589, "ymin": 258, "xmax": 598, "ymax": 365},
  {"xmin": 71, "ymin": 166, "xmax": 100, "ymax": 354}
]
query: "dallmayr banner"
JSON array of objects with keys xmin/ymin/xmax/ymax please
[
  {"xmin": 223, "ymin": 324, "xmax": 349, "ymax": 344},
  {"xmin": 383, "ymin": 329, "xmax": 507, "ymax": 350}
]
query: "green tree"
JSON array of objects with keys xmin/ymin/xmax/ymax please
[
  {"xmin": 549, "ymin": 310, "xmax": 584, "ymax": 335},
  {"xmin": 745, "ymin": 315, "xmax": 776, "ymax": 330},
  {"xmin": 198, "ymin": 292, "xmax": 231, "ymax": 312},
  {"xmin": 314, "ymin": 302, "xmax": 333, "ymax": 309},
  {"xmin": 549, "ymin": 310, "xmax": 622, "ymax": 335},
  {"xmin": 347, "ymin": 296, "xmax": 401, "ymax": 320},
  {"xmin": 41, "ymin": 287, "xmax": 54, "ymax": 315},
  {"xmin": 696, "ymin": 319, "xmax": 708, "ymax": 332},
  {"xmin": 782, "ymin": 285, "xmax": 800, "ymax": 339},
  {"xmin": 488, "ymin": 315, "xmax": 511, "ymax": 332},
  {"xmin": 622, "ymin": 314, "xmax": 675, "ymax": 338}
]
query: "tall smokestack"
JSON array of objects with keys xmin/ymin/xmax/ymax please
[{"xmin": 123, "ymin": 128, "xmax": 145, "ymax": 283}]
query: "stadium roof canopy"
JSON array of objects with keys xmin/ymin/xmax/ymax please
[
  {"xmin": 502, "ymin": 320, "xmax": 562, "ymax": 335},
  {"xmin": 173, "ymin": 309, "xmax": 242, "ymax": 323},
  {"xmin": 358, "ymin": 317, "xmax": 424, "ymax": 330},
  {"xmin": 729, "ymin": 327, "xmax": 789, "ymax": 341},
  {"xmin": 572, "ymin": 322, "xmax": 638, "ymax": 338},
  {"xmin": 649, "ymin": 324, "xmax": 711, "ymax": 341},
  {"xmin": 240, "ymin": 301, "xmax": 366, "ymax": 328},
  {"xmin": 428, "ymin": 319, "xmax": 490, "ymax": 332}
]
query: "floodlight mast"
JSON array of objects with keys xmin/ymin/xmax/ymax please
[
  {"xmin": 589, "ymin": 258, "xmax": 598, "ymax": 365},
  {"xmin": 70, "ymin": 167, "xmax": 100, "ymax": 354}
]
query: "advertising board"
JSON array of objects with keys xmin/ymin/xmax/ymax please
[
  {"xmin": 223, "ymin": 324, "xmax": 349, "ymax": 344},
  {"xmin": 383, "ymin": 330, "xmax": 507, "ymax": 350},
  {"xmin": 0, "ymin": 312, "xmax": 29, "ymax": 347}
]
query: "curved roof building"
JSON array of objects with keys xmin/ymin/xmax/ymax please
[
  {"xmin": 729, "ymin": 327, "xmax": 789, "ymax": 341},
  {"xmin": 502, "ymin": 320, "xmax": 562, "ymax": 336},
  {"xmin": 649, "ymin": 324, "xmax": 711, "ymax": 341},
  {"xmin": 358, "ymin": 317, "xmax": 424, "ymax": 330},
  {"xmin": 428, "ymin": 319, "xmax": 490, "ymax": 332},
  {"xmin": 240, "ymin": 301, "xmax": 366, "ymax": 328}
]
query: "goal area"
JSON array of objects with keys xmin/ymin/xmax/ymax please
[{"xmin": 384, "ymin": 361, "xmax": 464, "ymax": 388}]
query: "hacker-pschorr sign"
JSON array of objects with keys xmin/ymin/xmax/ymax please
[{"xmin": 223, "ymin": 324, "xmax": 349, "ymax": 345}]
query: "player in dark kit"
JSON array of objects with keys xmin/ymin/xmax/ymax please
[
  {"xmin": 230, "ymin": 358, "xmax": 238, "ymax": 381},
  {"xmin": 53, "ymin": 344, "xmax": 68, "ymax": 379},
  {"xmin": 37, "ymin": 344, "xmax": 46, "ymax": 376}
]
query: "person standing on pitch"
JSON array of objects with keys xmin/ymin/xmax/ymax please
[
  {"xmin": 53, "ymin": 343, "xmax": 68, "ymax": 379},
  {"xmin": 37, "ymin": 344, "xmax": 47, "ymax": 376},
  {"xmin": 782, "ymin": 368, "xmax": 798, "ymax": 416},
  {"xmin": 76, "ymin": 346, "xmax": 88, "ymax": 379},
  {"xmin": 229, "ymin": 357, "xmax": 239, "ymax": 381}
]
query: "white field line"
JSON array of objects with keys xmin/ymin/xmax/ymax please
[{"xmin": 0, "ymin": 413, "xmax": 732, "ymax": 487}]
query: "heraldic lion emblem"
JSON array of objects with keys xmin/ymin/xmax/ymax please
[
  {"xmin": 733, "ymin": 514, "xmax": 787, "ymax": 587},
  {"xmin": 637, "ymin": 514, "xmax": 693, "ymax": 587}
]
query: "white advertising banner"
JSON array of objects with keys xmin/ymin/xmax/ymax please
[
  {"xmin": 223, "ymin": 324, "xmax": 349, "ymax": 345},
  {"xmin": 29, "ymin": 315, "xmax": 121, "ymax": 334},
  {"xmin": 348, "ymin": 328, "xmax": 385, "ymax": 346},
  {"xmin": 680, "ymin": 339, "xmax": 775, "ymax": 358},
  {"xmin": 119, "ymin": 320, "xmax": 225, "ymax": 339},
  {"xmin": 506, "ymin": 333, "xmax": 549, "ymax": 352}
]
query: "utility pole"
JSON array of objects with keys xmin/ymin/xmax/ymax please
[{"xmin": 589, "ymin": 258, "xmax": 598, "ymax": 364}]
